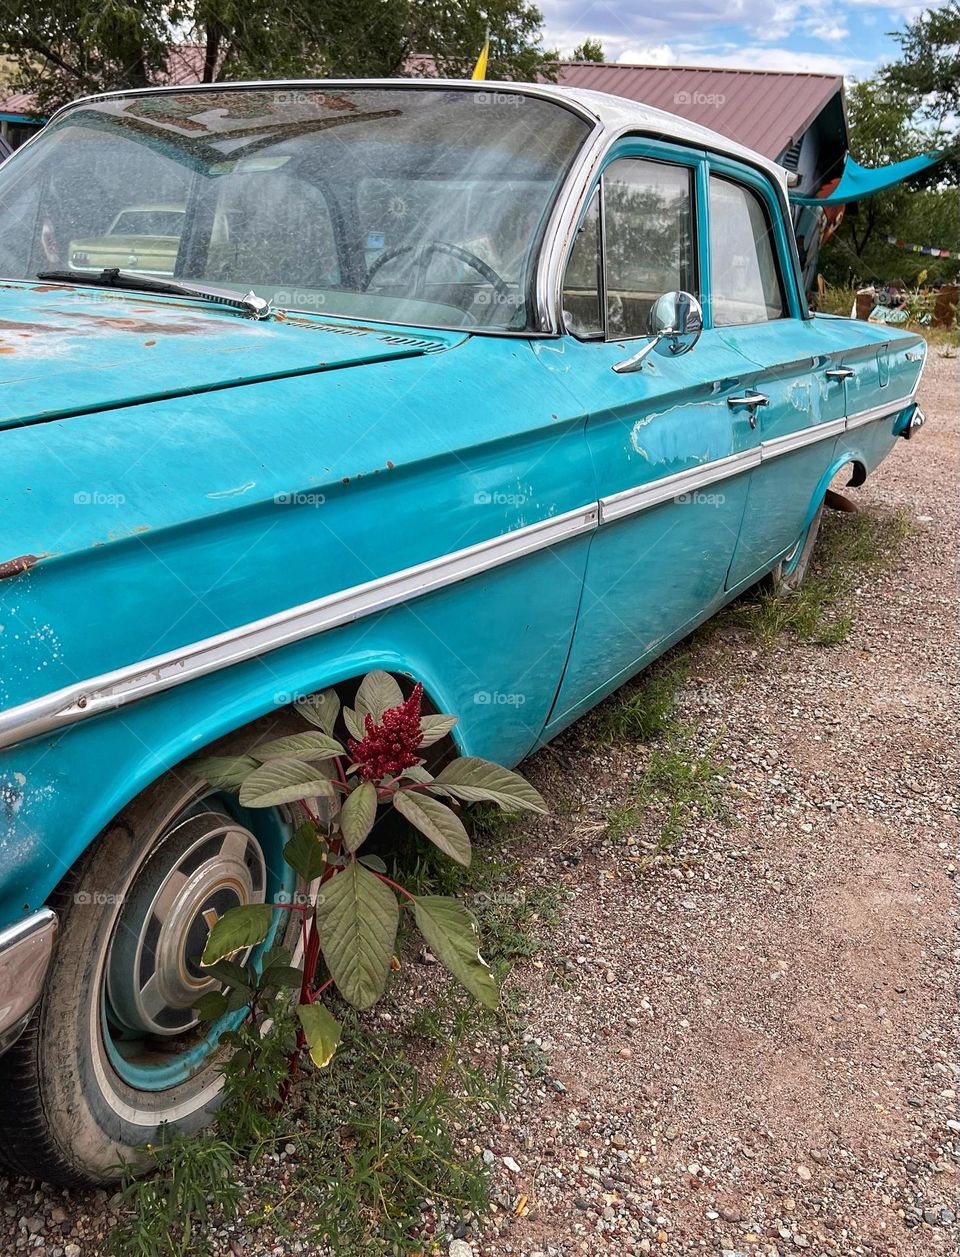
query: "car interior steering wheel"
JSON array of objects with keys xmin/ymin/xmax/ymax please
[{"xmin": 361, "ymin": 239, "xmax": 512, "ymax": 323}]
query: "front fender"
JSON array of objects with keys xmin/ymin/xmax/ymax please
[{"xmin": 0, "ymin": 533, "xmax": 587, "ymax": 929}]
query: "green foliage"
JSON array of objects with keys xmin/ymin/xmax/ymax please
[
  {"xmin": 192, "ymin": 671, "xmax": 549, "ymax": 1058},
  {"xmin": 571, "ymin": 38, "xmax": 604, "ymax": 61},
  {"xmin": 109, "ymin": 1131, "xmax": 241, "ymax": 1257},
  {"xmin": 267, "ymin": 1018, "xmax": 509, "ymax": 1255},
  {"xmin": 819, "ymin": 74, "xmax": 959, "ymax": 288},
  {"xmin": 315, "ymin": 858, "xmax": 400, "ymax": 1010},
  {"xmin": 734, "ymin": 508, "xmax": 913, "ymax": 647},
  {"xmin": 607, "ymin": 726, "xmax": 732, "ymax": 850},
  {"xmin": 0, "ymin": 0, "xmax": 557, "ymax": 115},
  {"xmin": 883, "ymin": 1, "xmax": 960, "ymax": 147},
  {"xmin": 413, "ymin": 896, "xmax": 498, "ymax": 1009},
  {"xmin": 592, "ymin": 655, "xmax": 689, "ymax": 745},
  {"xmin": 201, "ymin": 903, "xmax": 274, "ymax": 966}
]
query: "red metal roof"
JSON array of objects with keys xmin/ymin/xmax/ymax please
[{"xmin": 556, "ymin": 62, "xmax": 843, "ymax": 159}]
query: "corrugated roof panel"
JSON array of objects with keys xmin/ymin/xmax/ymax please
[{"xmin": 556, "ymin": 63, "xmax": 842, "ymax": 159}]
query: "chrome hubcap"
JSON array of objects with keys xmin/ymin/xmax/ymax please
[{"xmin": 107, "ymin": 810, "xmax": 266, "ymax": 1037}]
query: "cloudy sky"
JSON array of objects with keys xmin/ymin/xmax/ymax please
[{"xmin": 542, "ymin": 0, "xmax": 947, "ymax": 79}]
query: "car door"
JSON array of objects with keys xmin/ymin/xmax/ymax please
[
  {"xmin": 543, "ymin": 143, "xmax": 759, "ymax": 735},
  {"xmin": 703, "ymin": 162, "xmax": 850, "ymax": 588}
]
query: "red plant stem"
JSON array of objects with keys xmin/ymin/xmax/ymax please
[
  {"xmin": 371, "ymin": 870, "xmax": 417, "ymax": 903},
  {"xmin": 305, "ymin": 976, "xmax": 333, "ymax": 1004}
]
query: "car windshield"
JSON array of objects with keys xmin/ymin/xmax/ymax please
[{"xmin": 0, "ymin": 85, "xmax": 590, "ymax": 333}]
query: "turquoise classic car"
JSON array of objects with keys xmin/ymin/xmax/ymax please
[{"xmin": 0, "ymin": 80, "xmax": 925, "ymax": 1183}]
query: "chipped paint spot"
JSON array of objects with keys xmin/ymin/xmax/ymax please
[
  {"xmin": 0, "ymin": 554, "xmax": 41, "ymax": 581},
  {"xmin": 206, "ymin": 481, "xmax": 256, "ymax": 500}
]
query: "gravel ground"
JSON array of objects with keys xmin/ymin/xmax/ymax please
[{"xmin": 0, "ymin": 349, "xmax": 956, "ymax": 1257}]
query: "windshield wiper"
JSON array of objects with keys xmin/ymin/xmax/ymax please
[{"xmin": 37, "ymin": 268, "xmax": 274, "ymax": 320}]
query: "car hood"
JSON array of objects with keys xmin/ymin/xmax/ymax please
[{"xmin": 0, "ymin": 280, "xmax": 465, "ymax": 431}]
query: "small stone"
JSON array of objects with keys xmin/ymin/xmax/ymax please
[
  {"xmin": 285, "ymin": 1142, "xmax": 296, "ymax": 1155},
  {"xmin": 574, "ymin": 1198, "xmax": 590, "ymax": 1210},
  {"xmin": 719, "ymin": 1207, "xmax": 743, "ymax": 1223},
  {"xmin": 611, "ymin": 1134, "xmax": 627, "ymax": 1149},
  {"xmin": 503, "ymin": 1156, "xmax": 522, "ymax": 1174},
  {"xmin": 65, "ymin": 1247, "xmax": 81, "ymax": 1257},
  {"xmin": 50, "ymin": 1208, "xmax": 68, "ymax": 1225},
  {"xmin": 448, "ymin": 1241, "xmax": 473, "ymax": 1257},
  {"xmin": 796, "ymin": 1164, "xmax": 812, "ymax": 1181},
  {"xmin": 619, "ymin": 1047, "xmax": 633, "ymax": 1059},
  {"xmin": 24, "ymin": 1217, "xmax": 44, "ymax": 1235},
  {"xmin": 482, "ymin": 1149, "xmax": 494, "ymax": 1165}
]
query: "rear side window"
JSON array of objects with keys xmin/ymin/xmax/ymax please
[{"xmin": 708, "ymin": 176, "xmax": 785, "ymax": 326}]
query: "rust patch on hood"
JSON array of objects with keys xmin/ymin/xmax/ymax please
[{"xmin": 0, "ymin": 554, "xmax": 41, "ymax": 580}]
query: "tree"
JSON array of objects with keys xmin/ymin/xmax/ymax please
[
  {"xmin": 570, "ymin": 38, "xmax": 604, "ymax": 62},
  {"xmin": 883, "ymin": 1, "xmax": 960, "ymax": 136},
  {"xmin": 0, "ymin": 0, "xmax": 557, "ymax": 115},
  {"xmin": 820, "ymin": 75, "xmax": 959, "ymax": 287}
]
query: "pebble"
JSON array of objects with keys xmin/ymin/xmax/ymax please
[{"xmin": 448, "ymin": 1242, "xmax": 473, "ymax": 1257}]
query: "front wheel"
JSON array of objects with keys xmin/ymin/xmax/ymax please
[{"xmin": 0, "ymin": 751, "xmax": 297, "ymax": 1185}]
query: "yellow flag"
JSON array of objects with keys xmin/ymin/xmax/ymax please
[{"xmin": 471, "ymin": 35, "xmax": 490, "ymax": 80}]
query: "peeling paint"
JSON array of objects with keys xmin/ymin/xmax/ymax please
[{"xmin": 206, "ymin": 481, "xmax": 256, "ymax": 500}]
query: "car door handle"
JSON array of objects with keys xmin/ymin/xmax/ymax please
[
  {"xmin": 727, "ymin": 392, "xmax": 769, "ymax": 408},
  {"xmin": 727, "ymin": 391, "xmax": 768, "ymax": 429},
  {"xmin": 825, "ymin": 366, "xmax": 855, "ymax": 381}
]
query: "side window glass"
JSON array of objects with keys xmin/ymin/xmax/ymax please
[
  {"xmin": 561, "ymin": 189, "xmax": 602, "ymax": 339},
  {"xmin": 709, "ymin": 176, "xmax": 785, "ymax": 325},
  {"xmin": 603, "ymin": 158, "xmax": 695, "ymax": 339}
]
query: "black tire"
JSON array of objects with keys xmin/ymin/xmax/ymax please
[
  {"xmin": 0, "ymin": 721, "xmax": 301, "ymax": 1185},
  {"xmin": 766, "ymin": 501, "xmax": 824, "ymax": 593}
]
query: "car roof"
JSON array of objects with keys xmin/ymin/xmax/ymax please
[{"xmin": 46, "ymin": 79, "xmax": 790, "ymax": 193}]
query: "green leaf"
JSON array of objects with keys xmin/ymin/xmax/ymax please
[
  {"xmin": 284, "ymin": 821, "xmax": 330, "ymax": 882},
  {"xmin": 358, "ymin": 853, "xmax": 387, "ymax": 873},
  {"xmin": 202, "ymin": 957, "xmax": 254, "ymax": 990},
  {"xmin": 316, "ymin": 861, "xmax": 399, "ymax": 1009},
  {"xmin": 339, "ymin": 781, "xmax": 378, "ymax": 853},
  {"xmin": 430, "ymin": 757, "xmax": 548, "ymax": 813},
  {"xmin": 297, "ymin": 690, "xmax": 340, "ymax": 735},
  {"xmin": 297, "ymin": 1003, "xmax": 342, "ymax": 1069},
  {"xmin": 401, "ymin": 765, "xmax": 434, "ymax": 783},
  {"xmin": 418, "ymin": 714, "xmax": 458, "ymax": 748},
  {"xmin": 253, "ymin": 731, "xmax": 345, "ymax": 762},
  {"xmin": 201, "ymin": 904, "xmax": 274, "ymax": 966},
  {"xmin": 191, "ymin": 755, "xmax": 260, "ymax": 792},
  {"xmin": 355, "ymin": 670, "xmax": 405, "ymax": 724},
  {"xmin": 193, "ymin": 991, "xmax": 229, "ymax": 1021},
  {"xmin": 238, "ymin": 759, "xmax": 341, "ymax": 808},
  {"xmin": 260, "ymin": 963, "xmax": 304, "ymax": 991},
  {"xmin": 413, "ymin": 896, "xmax": 499, "ymax": 1010},
  {"xmin": 342, "ymin": 706, "xmax": 364, "ymax": 740},
  {"xmin": 392, "ymin": 790, "xmax": 471, "ymax": 867}
]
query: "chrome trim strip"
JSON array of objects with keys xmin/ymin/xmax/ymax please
[
  {"xmin": 0, "ymin": 506, "xmax": 598, "ymax": 751},
  {"xmin": 0, "ymin": 393, "xmax": 918, "ymax": 750},
  {"xmin": 761, "ymin": 416, "xmax": 847, "ymax": 459},
  {"xmin": 845, "ymin": 396, "xmax": 914, "ymax": 431},
  {"xmin": 600, "ymin": 448, "xmax": 759, "ymax": 523},
  {"xmin": 0, "ymin": 909, "xmax": 57, "ymax": 1050}
]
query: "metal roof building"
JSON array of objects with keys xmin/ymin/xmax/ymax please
[{"xmin": 556, "ymin": 62, "xmax": 848, "ymax": 197}]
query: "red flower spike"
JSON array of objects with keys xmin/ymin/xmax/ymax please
[{"xmin": 348, "ymin": 684, "xmax": 424, "ymax": 781}]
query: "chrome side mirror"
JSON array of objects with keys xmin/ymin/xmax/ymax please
[{"xmin": 612, "ymin": 290, "xmax": 703, "ymax": 374}]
